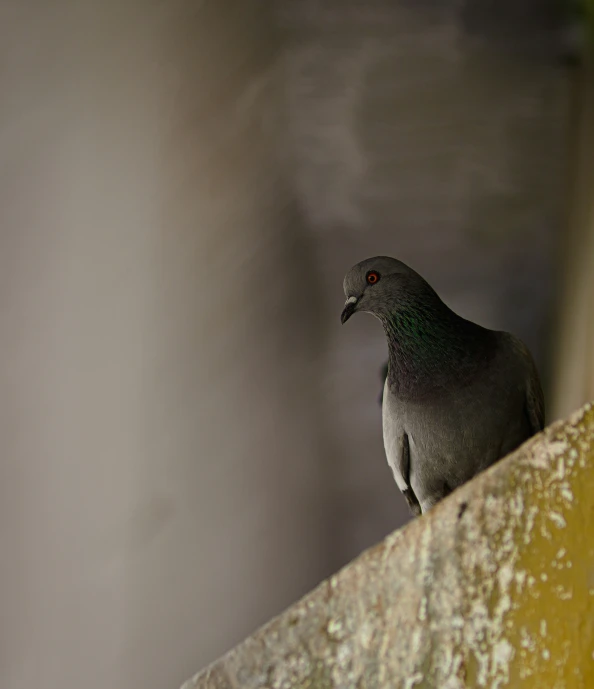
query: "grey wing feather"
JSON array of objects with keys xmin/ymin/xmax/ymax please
[
  {"xmin": 400, "ymin": 434, "xmax": 421, "ymax": 516},
  {"xmin": 506, "ymin": 334, "xmax": 545, "ymax": 434}
]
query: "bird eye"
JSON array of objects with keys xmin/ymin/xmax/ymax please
[{"xmin": 366, "ymin": 271, "xmax": 380, "ymax": 285}]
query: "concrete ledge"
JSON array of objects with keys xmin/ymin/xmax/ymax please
[{"xmin": 184, "ymin": 402, "xmax": 594, "ymax": 688}]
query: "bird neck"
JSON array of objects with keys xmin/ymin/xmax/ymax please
[{"xmin": 381, "ymin": 296, "xmax": 495, "ymax": 399}]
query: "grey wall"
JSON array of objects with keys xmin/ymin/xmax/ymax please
[
  {"xmin": 1, "ymin": 3, "xmax": 334, "ymax": 688},
  {"xmin": 0, "ymin": 1, "xmax": 569, "ymax": 689}
]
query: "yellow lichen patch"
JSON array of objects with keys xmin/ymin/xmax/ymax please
[
  {"xmin": 435, "ymin": 405, "xmax": 594, "ymax": 688},
  {"xmin": 502, "ymin": 405, "xmax": 594, "ymax": 688},
  {"xmin": 440, "ymin": 404, "xmax": 594, "ymax": 688}
]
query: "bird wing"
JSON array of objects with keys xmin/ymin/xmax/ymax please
[
  {"xmin": 399, "ymin": 434, "xmax": 422, "ymax": 516},
  {"xmin": 505, "ymin": 333, "xmax": 546, "ymax": 434}
]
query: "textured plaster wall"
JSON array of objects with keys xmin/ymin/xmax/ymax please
[
  {"xmin": 0, "ymin": 3, "xmax": 334, "ymax": 688},
  {"xmin": 550, "ymin": 63, "xmax": 594, "ymax": 420}
]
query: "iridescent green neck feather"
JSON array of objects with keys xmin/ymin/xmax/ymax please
[{"xmin": 381, "ymin": 289, "xmax": 496, "ymax": 400}]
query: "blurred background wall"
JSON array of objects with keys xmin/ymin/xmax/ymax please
[{"xmin": 0, "ymin": 1, "xmax": 584, "ymax": 688}]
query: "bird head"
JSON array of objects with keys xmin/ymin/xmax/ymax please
[{"xmin": 340, "ymin": 256, "xmax": 425, "ymax": 324}]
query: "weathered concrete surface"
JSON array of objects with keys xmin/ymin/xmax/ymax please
[{"xmin": 186, "ymin": 402, "xmax": 594, "ymax": 689}]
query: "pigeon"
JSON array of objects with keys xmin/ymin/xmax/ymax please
[{"xmin": 340, "ymin": 256, "xmax": 545, "ymax": 517}]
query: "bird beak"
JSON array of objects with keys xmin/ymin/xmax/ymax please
[{"xmin": 340, "ymin": 296, "xmax": 358, "ymax": 324}]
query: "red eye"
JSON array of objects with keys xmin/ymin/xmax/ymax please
[{"xmin": 366, "ymin": 271, "xmax": 380, "ymax": 285}]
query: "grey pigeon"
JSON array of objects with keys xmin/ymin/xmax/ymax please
[{"xmin": 340, "ymin": 256, "xmax": 545, "ymax": 517}]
